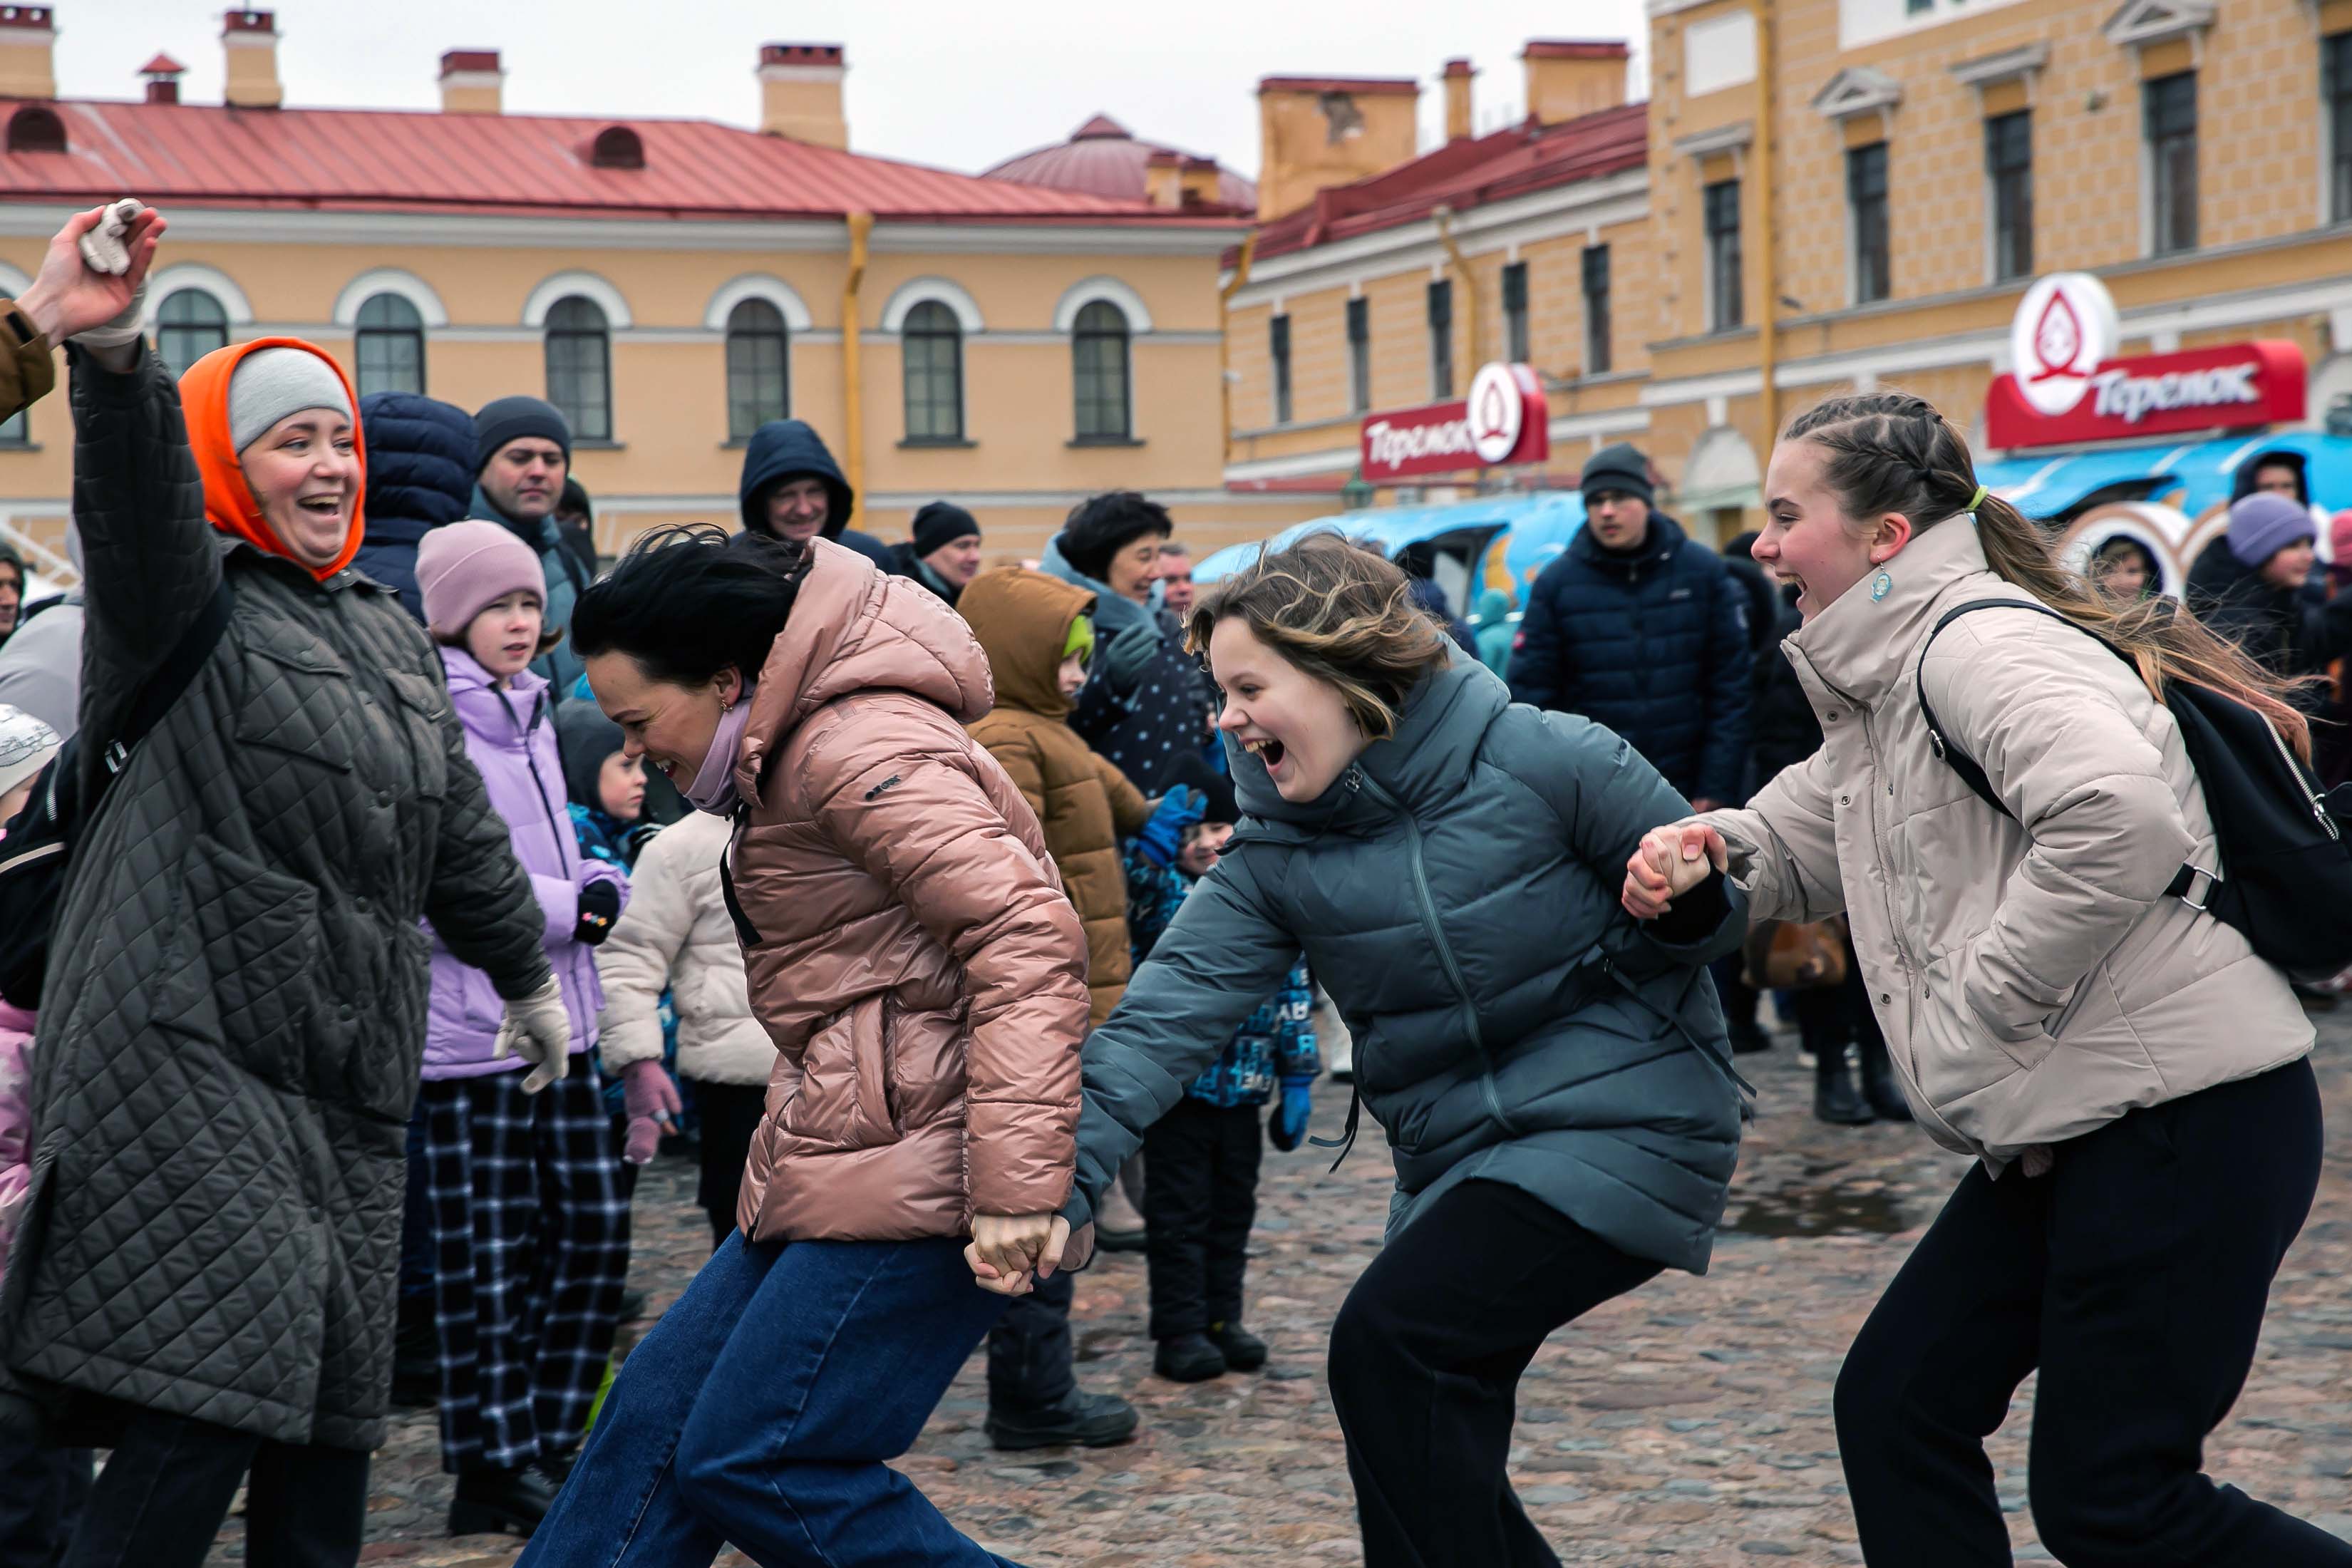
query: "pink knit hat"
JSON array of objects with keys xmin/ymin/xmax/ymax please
[{"xmin": 416, "ymin": 519, "xmax": 545, "ymax": 641}]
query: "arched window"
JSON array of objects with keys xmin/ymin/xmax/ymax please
[
  {"xmin": 354, "ymin": 292, "xmax": 425, "ymax": 397},
  {"xmin": 725, "ymin": 297, "xmax": 788, "ymax": 439},
  {"xmin": 1071, "ymin": 299, "xmax": 1131, "ymax": 441},
  {"xmin": 155, "ymin": 289, "xmax": 228, "ymax": 381},
  {"xmin": 589, "ymin": 126, "xmax": 644, "ymax": 170},
  {"xmin": 6, "ymin": 107, "xmax": 64, "ymax": 155},
  {"xmin": 901, "ymin": 300, "xmax": 964, "ymax": 443},
  {"xmin": 543, "ymin": 296, "xmax": 612, "ymax": 441}
]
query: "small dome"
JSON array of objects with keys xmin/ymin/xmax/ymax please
[{"xmin": 984, "ymin": 114, "xmax": 1255, "ymax": 212}]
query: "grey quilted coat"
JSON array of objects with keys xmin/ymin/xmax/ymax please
[
  {"xmin": 0, "ymin": 347, "xmax": 551, "ymax": 1450},
  {"xmin": 1066, "ymin": 651, "xmax": 1750, "ymax": 1274}
]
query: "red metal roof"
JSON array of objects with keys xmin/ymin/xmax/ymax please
[
  {"xmin": 138, "ymin": 53, "xmax": 186, "ymax": 77},
  {"xmin": 984, "ymin": 114, "xmax": 1256, "ymax": 212},
  {"xmin": 0, "ymin": 96, "xmax": 1239, "ymax": 225},
  {"xmin": 1244, "ymin": 100, "xmax": 1648, "ymax": 262}
]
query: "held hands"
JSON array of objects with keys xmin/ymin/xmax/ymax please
[
  {"xmin": 617, "ymin": 1059, "xmax": 683, "ymax": 1165},
  {"xmin": 18, "ymin": 202, "xmax": 165, "ymax": 350},
  {"xmin": 1621, "ymin": 823, "xmax": 1728, "ymax": 922},
  {"xmin": 492, "ymin": 976, "xmax": 572, "ymax": 1093},
  {"xmin": 966, "ymin": 1212, "xmax": 1072, "ymax": 1297}
]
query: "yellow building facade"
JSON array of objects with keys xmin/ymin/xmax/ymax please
[{"xmin": 0, "ymin": 11, "xmax": 1316, "ymax": 582}]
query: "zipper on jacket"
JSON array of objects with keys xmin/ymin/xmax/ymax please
[
  {"xmin": 1857, "ymin": 705, "xmax": 1929, "ymax": 1093},
  {"xmin": 498, "ymin": 687, "xmax": 576, "ymax": 875},
  {"xmin": 2261, "ymin": 711, "xmax": 2339, "ymax": 840},
  {"xmin": 1353, "ymin": 769, "xmax": 1516, "ymax": 1140}
]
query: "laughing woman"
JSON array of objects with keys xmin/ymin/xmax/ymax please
[{"xmin": 1034, "ymin": 532, "xmax": 1749, "ymax": 1568}]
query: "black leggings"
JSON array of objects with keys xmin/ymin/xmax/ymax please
[
  {"xmin": 1326, "ymin": 1179, "xmax": 1662, "ymax": 1568},
  {"xmin": 687, "ymin": 1078, "xmax": 768, "ymax": 1248},
  {"xmin": 62, "ymin": 1404, "xmax": 368, "ymax": 1568},
  {"xmin": 1836, "ymin": 1058, "xmax": 2350, "ymax": 1567}
]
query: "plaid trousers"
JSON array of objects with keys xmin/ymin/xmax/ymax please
[{"xmin": 419, "ymin": 1065, "xmax": 631, "ymax": 1474}]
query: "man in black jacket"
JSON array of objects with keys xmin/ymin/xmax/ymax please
[{"xmin": 1506, "ymin": 443, "xmax": 1752, "ymax": 809}]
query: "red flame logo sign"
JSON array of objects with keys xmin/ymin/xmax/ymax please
[{"xmin": 2028, "ymin": 289, "xmax": 2088, "ymax": 383}]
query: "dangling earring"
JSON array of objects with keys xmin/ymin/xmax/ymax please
[{"xmin": 1869, "ymin": 569, "xmax": 1894, "ymax": 602}]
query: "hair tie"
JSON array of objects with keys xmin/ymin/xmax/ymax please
[{"xmin": 1966, "ymin": 483, "xmax": 1989, "ymax": 513}]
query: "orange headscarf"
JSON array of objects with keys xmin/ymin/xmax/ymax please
[{"xmin": 177, "ymin": 337, "xmax": 367, "ymax": 582}]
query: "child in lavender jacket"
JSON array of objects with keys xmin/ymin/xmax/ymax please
[{"xmin": 413, "ymin": 520, "xmax": 639, "ymax": 1537}]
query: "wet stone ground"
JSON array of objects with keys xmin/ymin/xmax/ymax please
[{"xmin": 208, "ymin": 1011, "xmax": 2352, "ymax": 1566}]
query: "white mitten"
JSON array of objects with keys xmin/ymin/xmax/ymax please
[
  {"xmin": 492, "ymin": 976, "xmax": 572, "ymax": 1094},
  {"xmin": 76, "ymin": 199, "xmax": 143, "ymax": 275}
]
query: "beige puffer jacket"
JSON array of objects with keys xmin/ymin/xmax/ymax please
[
  {"xmin": 1694, "ymin": 518, "xmax": 2312, "ymax": 1170},
  {"xmin": 594, "ymin": 811, "xmax": 771, "ymax": 1088},
  {"xmin": 727, "ymin": 540, "xmax": 1091, "ymax": 1242}
]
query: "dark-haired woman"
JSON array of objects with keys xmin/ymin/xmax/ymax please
[
  {"xmin": 517, "ymin": 528, "xmax": 1090, "ymax": 1567},
  {"xmin": 1046, "ymin": 532, "xmax": 1748, "ymax": 1567},
  {"xmin": 1626, "ymin": 393, "xmax": 2351, "ymax": 1567}
]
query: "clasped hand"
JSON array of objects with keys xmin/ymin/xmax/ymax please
[
  {"xmin": 1621, "ymin": 822, "xmax": 1728, "ymax": 921},
  {"xmin": 966, "ymin": 1212, "xmax": 1072, "ymax": 1297}
]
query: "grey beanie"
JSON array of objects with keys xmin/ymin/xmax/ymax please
[{"xmin": 227, "ymin": 348, "xmax": 354, "ymax": 452}]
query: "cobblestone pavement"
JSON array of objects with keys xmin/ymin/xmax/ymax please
[{"xmin": 206, "ymin": 1012, "xmax": 2352, "ymax": 1565}]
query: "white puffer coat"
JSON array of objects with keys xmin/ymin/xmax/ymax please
[{"xmin": 593, "ymin": 810, "xmax": 772, "ymax": 1087}]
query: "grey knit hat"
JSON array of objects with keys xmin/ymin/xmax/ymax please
[{"xmin": 227, "ymin": 347, "xmax": 354, "ymax": 452}]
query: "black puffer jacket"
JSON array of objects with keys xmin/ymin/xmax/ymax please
[
  {"xmin": 1, "ymin": 348, "xmax": 550, "ymax": 1451},
  {"xmin": 1505, "ymin": 514, "xmax": 1753, "ymax": 803},
  {"xmin": 2185, "ymin": 538, "xmax": 2352, "ymax": 708},
  {"xmin": 354, "ymin": 391, "xmax": 475, "ymax": 624}
]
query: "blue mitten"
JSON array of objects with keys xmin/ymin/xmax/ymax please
[
  {"xmin": 1269, "ymin": 1073, "xmax": 1315, "ymax": 1152},
  {"xmin": 1135, "ymin": 785, "xmax": 1206, "ymax": 867}
]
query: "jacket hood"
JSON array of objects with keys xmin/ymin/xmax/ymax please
[
  {"xmin": 1785, "ymin": 513, "xmax": 1990, "ymax": 706},
  {"xmin": 468, "ymin": 481, "xmax": 563, "ymax": 556},
  {"xmin": 1228, "ymin": 644, "xmax": 1509, "ymax": 830},
  {"xmin": 1571, "ymin": 510, "xmax": 1687, "ymax": 577},
  {"xmin": 1475, "ymin": 588, "xmax": 1512, "ymax": 622},
  {"xmin": 178, "ymin": 338, "xmax": 368, "ymax": 582},
  {"xmin": 736, "ymin": 538, "xmax": 995, "ymax": 798},
  {"xmin": 556, "ymin": 698, "xmax": 627, "ymax": 806},
  {"xmin": 359, "ymin": 391, "xmax": 474, "ymax": 542},
  {"xmin": 1040, "ymin": 532, "xmax": 1151, "ymax": 639},
  {"xmin": 738, "ymin": 419, "xmax": 854, "ymax": 540},
  {"xmin": 2230, "ymin": 447, "xmax": 2309, "ymax": 505},
  {"xmin": 959, "ymin": 567, "xmax": 1093, "ymax": 721}
]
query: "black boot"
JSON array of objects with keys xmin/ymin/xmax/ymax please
[
  {"xmin": 1154, "ymin": 1332, "xmax": 1227, "ymax": 1383},
  {"xmin": 1205, "ymin": 1321, "xmax": 1267, "ymax": 1372},
  {"xmin": 1813, "ymin": 1042, "xmax": 1872, "ymax": 1125},
  {"xmin": 1857, "ymin": 1031, "xmax": 1912, "ymax": 1122},
  {"xmin": 1726, "ymin": 1018, "xmax": 1775, "ymax": 1056},
  {"xmin": 984, "ymin": 1388, "xmax": 1140, "ymax": 1451},
  {"xmin": 448, "ymin": 1463, "xmax": 557, "ymax": 1537}
]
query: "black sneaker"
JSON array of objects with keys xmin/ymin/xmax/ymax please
[
  {"xmin": 1205, "ymin": 1322, "xmax": 1267, "ymax": 1372},
  {"xmin": 1814, "ymin": 1067, "xmax": 1874, "ymax": 1126},
  {"xmin": 1726, "ymin": 1019, "xmax": 1775, "ymax": 1056},
  {"xmin": 447, "ymin": 1463, "xmax": 557, "ymax": 1537},
  {"xmin": 984, "ymin": 1388, "xmax": 1140, "ymax": 1451},
  {"xmin": 1093, "ymin": 1224, "xmax": 1148, "ymax": 1254},
  {"xmin": 615, "ymin": 1286, "xmax": 650, "ymax": 1323},
  {"xmin": 1154, "ymin": 1332, "xmax": 1227, "ymax": 1383}
]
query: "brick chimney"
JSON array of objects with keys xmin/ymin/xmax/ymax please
[
  {"xmin": 1522, "ymin": 39, "xmax": 1627, "ymax": 125},
  {"xmin": 1178, "ymin": 155, "xmax": 1221, "ymax": 209},
  {"xmin": 140, "ymin": 51, "xmax": 186, "ymax": 104},
  {"xmin": 1442, "ymin": 58, "xmax": 1475, "ymax": 142},
  {"xmin": 1145, "ymin": 148, "xmax": 1183, "ymax": 209},
  {"xmin": 222, "ymin": 9, "xmax": 282, "ymax": 109},
  {"xmin": 439, "ymin": 48, "xmax": 502, "ymax": 115},
  {"xmin": 1254, "ymin": 74, "xmax": 1419, "ymax": 222},
  {"xmin": 758, "ymin": 43, "xmax": 846, "ymax": 149},
  {"xmin": 0, "ymin": 7, "xmax": 57, "ymax": 101}
]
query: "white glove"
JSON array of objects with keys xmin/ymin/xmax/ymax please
[
  {"xmin": 76, "ymin": 200, "xmax": 143, "ymax": 275},
  {"xmin": 492, "ymin": 976, "xmax": 572, "ymax": 1094}
]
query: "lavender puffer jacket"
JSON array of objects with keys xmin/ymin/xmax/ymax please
[{"xmin": 424, "ymin": 650, "xmax": 626, "ymax": 1079}]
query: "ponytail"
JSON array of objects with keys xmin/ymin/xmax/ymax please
[{"xmin": 1784, "ymin": 393, "xmax": 2314, "ymax": 759}]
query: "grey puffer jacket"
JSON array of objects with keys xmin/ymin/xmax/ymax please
[
  {"xmin": 0, "ymin": 347, "xmax": 550, "ymax": 1451},
  {"xmin": 1066, "ymin": 650, "xmax": 1748, "ymax": 1273}
]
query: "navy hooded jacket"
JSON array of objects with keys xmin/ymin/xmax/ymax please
[
  {"xmin": 1505, "ymin": 512, "xmax": 1753, "ymax": 804},
  {"xmin": 354, "ymin": 391, "xmax": 475, "ymax": 624},
  {"xmin": 736, "ymin": 419, "xmax": 891, "ymax": 566}
]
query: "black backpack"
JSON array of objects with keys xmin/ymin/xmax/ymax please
[
  {"xmin": 0, "ymin": 582, "xmax": 233, "ymax": 1008},
  {"xmin": 1917, "ymin": 597, "xmax": 2352, "ymax": 985}
]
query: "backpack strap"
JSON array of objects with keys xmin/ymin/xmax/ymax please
[{"xmin": 98, "ymin": 577, "xmax": 233, "ymax": 791}]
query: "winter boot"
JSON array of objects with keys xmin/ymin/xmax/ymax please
[
  {"xmin": 984, "ymin": 1388, "xmax": 1140, "ymax": 1450},
  {"xmin": 1812, "ymin": 1041, "xmax": 1872, "ymax": 1126},
  {"xmin": 1154, "ymin": 1332, "xmax": 1228, "ymax": 1383},
  {"xmin": 1205, "ymin": 1321, "xmax": 1267, "ymax": 1372},
  {"xmin": 1857, "ymin": 1031, "xmax": 1912, "ymax": 1123},
  {"xmin": 448, "ymin": 1463, "xmax": 557, "ymax": 1537}
]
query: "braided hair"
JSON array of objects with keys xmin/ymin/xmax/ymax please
[{"xmin": 1783, "ymin": 392, "xmax": 2312, "ymax": 758}]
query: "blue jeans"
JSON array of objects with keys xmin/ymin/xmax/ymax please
[{"xmin": 517, "ymin": 1230, "xmax": 1017, "ymax": 1568}]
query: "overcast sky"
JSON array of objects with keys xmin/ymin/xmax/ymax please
[{"xmin": 68, "ymin": 1, "xmax": 1649, "ymax": 180}]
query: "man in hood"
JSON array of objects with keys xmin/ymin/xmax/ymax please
[
  {"xmin": 473, "ymin": 394, "xmax": 591, "ymax": 692},
  {"xmin": 1505, "ymin": 441, "xmax": 1752, "ymax": 810},
  {"xmin": 882, "ymin": 500, "xmax": 984, "ymax": 607},
  {"xmin": 356, "ymin": 391, "xmax": 475, "ymax": 624},
  {"xmin": 2231, "ymin": 447, "xmax": 2313, "ymax": 508},
  {"xmin": 736, "ymin": 418, "xmax": 891, "ymax": 567}
]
